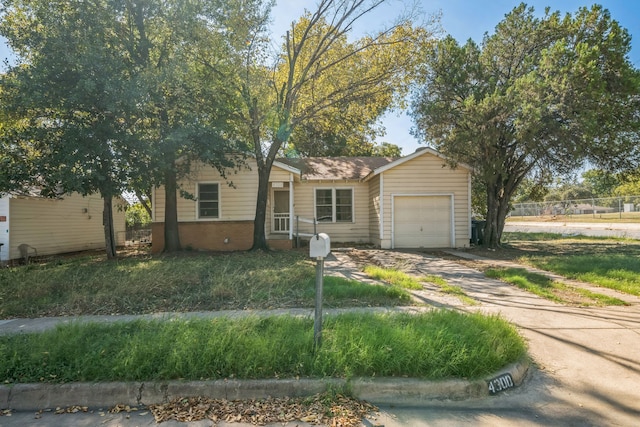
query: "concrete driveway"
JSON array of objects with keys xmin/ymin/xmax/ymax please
[{"xmin": 344, "ymin": 250, "xmax": 640, "ymax": 427}]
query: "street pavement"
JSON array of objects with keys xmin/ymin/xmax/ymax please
[
  {"xmin": 505, "ymin": 220, "xmax": 640, "ymax": 239},
  {"xmin": 1, "ymin": 248, "xmax": 640, "ymax": 426}
]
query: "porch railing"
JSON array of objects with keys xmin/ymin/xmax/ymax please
[
  {"xmin": 273, "ymin": 213, "xmax": 290, "ymax": 232},
  {"xmin": 294, "ymin": 216, "xmax": 319, "ymax": 248}
]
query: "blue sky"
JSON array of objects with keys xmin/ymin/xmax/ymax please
[{"xmin": 1, "ymin": 1, "xmax": 638, "ymax": 156}]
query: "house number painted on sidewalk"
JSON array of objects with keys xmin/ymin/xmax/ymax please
[{"xmin": 487, "ymin": 373, "xmax": 514, "ymax": 395}]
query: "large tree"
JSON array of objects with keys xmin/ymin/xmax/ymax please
[
  {"xmin": 235, "ymin": 0, "xmax": 434, "ymax": 250},
  {"xmin": 105, "ymin": 0, "xmax": 251, "ymax": 252},
  {"xmin": 0, "ymin": 0, "xmax": 138, "ymax": 258},
  {"xmin": 412, "ymin": 4, "xmax": 640, "ymax": 247},
  {"xmin": 0, "ymin": 0, "xmax": 250, "ymax": 254}
]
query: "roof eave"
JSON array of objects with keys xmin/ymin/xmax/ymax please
[{"xmin": 370, "ymin": 147, "xmax": 472, "ymax": 177}]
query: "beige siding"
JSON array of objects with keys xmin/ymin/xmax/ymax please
[
  {"xmin": 0, "ymin": 196, "xmax": 9, "ymax": 262},
  {"xmin": 368, "ymin": 176, "xmax": 381, "ymax": 246},
  {"xmin": 8, "ymin": 193, "xmax": 126, "ymax": 260},
  {"xmin": 155, "ymin": 161, "xmax": 260, "ymax": 222},
  {"xmin": 269, "ymin": 166, "xmax": 292, "ymax": 182},
  {"xmin": 154, "ymin": 161, "xmax": 297, "ymax": 225},
  {"xmin": 292, "ymin": 181, "xmax": 370, "ymax": 243},
  {"xmin": 381, "ymin": 152, "xmax": 470, "ymax": 249}
]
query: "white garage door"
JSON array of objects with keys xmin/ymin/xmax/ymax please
[{"xmin": 394, "ymin": 196, "xmax": 452, "ymax": 248}]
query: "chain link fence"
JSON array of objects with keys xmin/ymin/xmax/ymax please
[{"xmin": 511, "ymin": 196, "xmax": 640, "ymax": 220}]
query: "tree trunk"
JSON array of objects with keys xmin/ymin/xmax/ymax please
[
  {"xmin": 483, "ymin": 175, "xmax": 519, "ymax": 248},
  {"xmin": 135, "ymin": 190, "xmax": 153, "ymax": 218},
  {"xmin": 252, "ymin": 165, "xmax": 271, "ymax": 251},
  {"xmin": 163, "ymin": 161, "xmax": 181, "ymax": 252},
  {"xmin": 102, "ymin": 195, "xmax": 117, "ymax": 259}
]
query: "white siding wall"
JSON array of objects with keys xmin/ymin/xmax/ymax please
[
  {"xmin": 0, "ymin": 196, "xmax": 9, "ymax": 262},
  {"xmin": 381, "ymin": 153, "xmax": 470, "ymax": 249},
  {"xmin": 8, "ymin": 193, "xmax": 127, "ymax": 260},
  {"xmin": 292, "ymin": 181, "xmax": 370, "ymax": 243}
]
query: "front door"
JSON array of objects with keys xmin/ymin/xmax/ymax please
[{"xmin": 273, "ymin": 190, "xmax": 290, "ymax": 233}]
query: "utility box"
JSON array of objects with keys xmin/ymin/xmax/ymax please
[{"xmin": 309, "ymin": 233, "xmax": 331, "ymax": 259}]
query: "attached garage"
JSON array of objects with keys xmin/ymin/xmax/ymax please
[
  {"xmin": 365, "ymin": 147, "xmax": 471, "ymax": 250},
  {"xmin": 392, "ymin": 195, "xmax": 453, "ymax": 248}
]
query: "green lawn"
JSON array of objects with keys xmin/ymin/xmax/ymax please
[
  {"xmin": 527, "ymin": 255, "xmax": 640, "ymax": 296},
  {"xmin": 485, "ymin": 267, "xmax": 627, "ymax": 306},
  {"xmin": 479, "ymin": 233, "xmax": 640, "ymax": 298},
  {"xmin": 0, "ymin": 311, "xmax": 526, "ymax": 383},
  {"xmin": 0, "ymin": 250, "xmax": 412, "ymax": 318}
]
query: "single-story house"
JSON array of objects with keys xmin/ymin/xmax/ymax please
[
  {"xmin": 0, "ymin": 190, "xmax": 126, "ymax": 263},
  {"xmin": 151, "ymin": 147, "xmax": 472, "ymax": 252}
]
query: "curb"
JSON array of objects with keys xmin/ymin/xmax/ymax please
[{"xmin": 0, "ymin": 358, "xmax": 530, "ymax": 411}]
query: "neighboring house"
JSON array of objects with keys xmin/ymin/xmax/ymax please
[
  {"xmin": 0, "ymin": 190, "xmax": 126, "ymax": 263},
  {"xmin": 151, "ymin": 147, "xmax": 472, "ymax": 252}
]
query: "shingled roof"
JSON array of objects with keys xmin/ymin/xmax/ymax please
[{"xmin": 277, "ymin": 157, "xmax": 397, "ymax": 181}]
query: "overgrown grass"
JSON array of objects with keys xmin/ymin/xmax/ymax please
[
  {"xmin": 362, "ymin": 266, "xmax": 422, "ymax": 290},
  {"xmin": 362, "ymin": 268, "xmax": 477, "ymax": 305},
  {"xmin": 527, "ymin": 255, "xmax": 640, "ymax": 296},
  {"xmin": 319, "ymin": 276, "xmax": 412, "ymax": 306},
  {"xmin": 0, "ymin": 251, "xmax": 412, "ymax": 319},
  {"xmin": 467, "ymin": 233, "xmax": 640, "ymax": 298},
  {"xmin": 485, "ymin": 268, "xmax": 627, "ymax": 306},
  {"xmin": 0, "ymin": 311, "xmax": 526, "ymax": 383},
  {"xmin": 421, "ymin": 275, "xmax": 477, "ymax": 305}
]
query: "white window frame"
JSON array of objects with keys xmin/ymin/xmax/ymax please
[
  {"xmin": 197, "ymin": 182, "xmax": 221, "ymax": 220},
  {"xmin": 314, "ymin": 187, "xmax": 354, "ymax": 223}
]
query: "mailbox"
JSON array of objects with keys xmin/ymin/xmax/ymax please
[{"xmin": 309, "ymin": 233, "xmax": 331, "ymax": 258}]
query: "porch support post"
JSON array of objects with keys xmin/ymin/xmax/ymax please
[{"xmin": 289, "ymin": 173, "xmax": 294, "ymax": 240}]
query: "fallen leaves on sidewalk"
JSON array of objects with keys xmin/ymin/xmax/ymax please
[
  {"xmin": 148, "ymin": 393, "xmax": 377, "ymax": 426},
  {"xmin": 54, "ymin": 405, "xmax": 89, "ymax": 414}
]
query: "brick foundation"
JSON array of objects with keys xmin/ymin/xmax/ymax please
[{"xmin": 152, "ymin": 222, "xmax": 292, "ymax": 252}]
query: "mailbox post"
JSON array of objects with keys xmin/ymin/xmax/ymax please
[{"xmin": 309, "ymin": 233, "xmax": 330, "ymax": 350}]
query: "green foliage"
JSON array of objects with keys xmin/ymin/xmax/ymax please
[
  {"xmin": 512, "ymin": 174, "xmax": 553, "ymax": 203},
  {"xmin": 613, "ymin": 171, "xmax": 640, "ymax": 197},
  {"xmin": 581, "ymin": 170, "xmax": 620, "ymax": 198},
  {"xmin": 0, "ymin": 0, "xmax": 258, "ymax": 253},
  {"xmin": 412, "ymin": 4, "xmax": 640, "ymax": 247},
  {"xmin": 372, "ymin": 142, "xmax": 402, "ymax": 157},
  {"xmin": 125, "ymin": 203, "xmax": 152, "ymax": 228},
  {"xmin": 543, "ymin": 181, "xmax": 593, "ymax": 202},
  {"xmin": 0, "ymin": 0, "xmax": 136, "ymax": 198},
  {"xmin": 0, "ymin": 311, "xmax": 526, "ymax": 383}
]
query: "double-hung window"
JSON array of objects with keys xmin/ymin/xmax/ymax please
[
  {"xmin": 315, "ymin": 188, "xmax": 353, "ymax": 222},
  {"xmin": 198, "ymin": 183, "xmax": 219, "ymax": 219}
]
